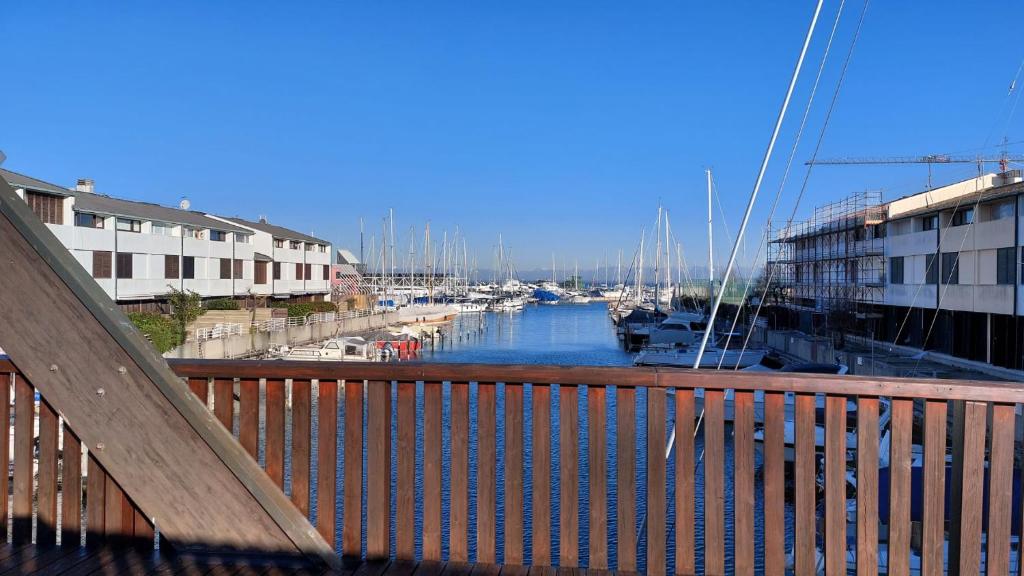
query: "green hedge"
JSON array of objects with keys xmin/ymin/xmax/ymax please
[
  {"xmin": 205, "ymin": 298, "xmax": 240, "ymax": 310},
  {"xmin": 270, "ymin": 300, "xmax": 337, "ymax": 318},
  {"xmin": 129, "ymin": 312, "xmax": 182, "ymax": 353}
]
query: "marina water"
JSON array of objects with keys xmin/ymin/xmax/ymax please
[{"xmin": 288, "ymin": 303, "xmax": 792, "ymax": 574}]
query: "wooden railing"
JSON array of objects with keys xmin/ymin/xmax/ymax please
[
  {"xmin": 162, "ymin": 361, "xmax": 1024, "ymax": 573},
  {"xmin": 0, "ymin": 361, "xmax": 154, "ymax": 550}
]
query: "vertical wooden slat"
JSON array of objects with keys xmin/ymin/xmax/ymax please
[
  {"xmin": 187, "ymin": 377, "xmax": 208, "ymax": 404},
  {"xmin": 342, "ymin": 380, "xmax": 363, "ymax": 558},
  {"xmin": 505, "ymin": 383, "xmax": 525, "ymax": 565},
  {"xmin": 213, "ymin": 378, "xmax": 233, "ymax": 430},
  {"xmin": 0, "ymin": 371, "xmax": 11, "ymax": 543},
  {"xmin": 856, "ymin": 397, "xmax": 879, "ymax": 576},
  {"xmin": 477, "ymin": 382, "xmax": 497, "ymax": 564},
  {"xmin": 103, "ymin": 476, "xmax": 126, "ymax": 543},
  {"xmin": 422, "ymin": 381, "xmax": 443, "ymax": 561},
  {"xmin": 265, "ymin": 379, "xmax": 286, "ymax": 489},
  {"xmin": 62, "ymin": 427, "xmax": 83, "ymax": 547},
  {"xmin": 921, "ymin": 400, "xmax": 947, "ymax": 576},
  {"xmin": 674, "ymin": 388, "xmax": 695, "ymax": 576},
  {"xmin": 587, "ymin": 386, "xmax": 607, "ymax": 570},
  {"xmin": 703, "ymin": 389, "xmax": 724, "ymax": 576},
  {"xmin": 887, "ymin": 398, "xmax": 912, "ymax": 576},
  {"xmin": 12, "ymin": 375, "xmax": 33, "ymax": 545},
  {"xmin": 396, "ymin": 381, "xmax": 416, "ymax": 559},
  {"xmin": 450, "ymin": 381, "xmax": 470, "ymax": 563},
  {"xmin": 238, "ymin": 378, "xmax": 260, "ymax": 459},
  {"xmin": 794, "ymin": 393, "xmax": 816, "ymax": 576},
  {"xmin": 985, "ymin": 403, "xmax": 1014, "ymax": 576},
  {"xmin": 86, "ymin": 454, "xmax": 107, "ymax": 547},
  {"xmin": 733, "ymin": 390, "xmax": 754, "ymax": 576},
  {"xmin": 532, "ymin": 384, "xmax": 552, "ymax": 567},
  {"xmin": 824, "ymin": 395, "xmax": 846, "ymax": 576},
  {"xmin": 559, "ymin": 384, "xmax": 579, "ymax": 568},
  {"xmin": 317, "ymin": 379, "xmax": 338, "ymax": 548},
  {"xmin": 291, "ymin": 380, "xmax": 312, "ymax": 518},
  {"xmin": 132, "ymin": 505, "xmax": 154, "ymax": 542},
  {"xmin": 956, "ymin": 401, "xmax": 986, "ymax": 576},
  {"xmin": 37, "ymin": 400, "xmax": 60, "ymax": 547},
  {"xmin": 762, "ymin": 391, "xmax": 785, "ymax": 576},
  {"xmin": 366, "ymin": 380, "xmax": 391, "ymax": 560},
  {"xmin": 647, "ymin": 387, "xmax": 666, "ymax": 576}
]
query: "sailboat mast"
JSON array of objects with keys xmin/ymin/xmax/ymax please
[{"xmin": 706, "ymin": 169, "xmax": 714, "ymax": 306}]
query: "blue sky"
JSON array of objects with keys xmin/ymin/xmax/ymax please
[{"xmin": 3, "ymin": 2, "xmax": 1023, "ymax": 273}]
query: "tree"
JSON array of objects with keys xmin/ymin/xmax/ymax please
[{"xmin": 167, "ymin": 286, "xmax": 204, "ymax": 343}]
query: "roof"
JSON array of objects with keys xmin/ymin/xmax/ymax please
[
  {"xmin": 220, "ymin": 216, "xmax": 329, "ymax": 245},
  {"xmin": 0, "ymin": 168, "xmax": 73, "ymax": 197},
  {"xmin": 254, "ymin": 252, "xmax": 273, "ymax": 262},
  {"xmin": 74, "ymin": 193, "xmax": 251, "ymax": 233},
  {"xmin": 889, "ymin": 180, "xmax": 1024, "ymax": 220},
  {"xmin": 336, "ymin": 248, "xmax": 360, "ymax": 265}
]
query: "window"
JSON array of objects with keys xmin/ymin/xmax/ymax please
[
  {"xmin": 75, "ymin": 213, "xmax": 104, "ymax": 228},
  {"xmin": 184, "ymin": 226, "xmax": 205, "ymax": 239},
  {"xmin": 922, "ymin": 215, "xmax": 938, "ymax": 231},
  {"xmin": 335, "ymin": 271, "xmax": 342, "ymax": 280},
  {"xmin": 273, "ymin": 262, "xmax": 281, "ymax": 280},
  {"xmin": 319, "ymin": 244, "xmax": 327, "ymax": 253},
  {"xmin": 926, "ymin": 253, "xmax": 938, "ymax": 284},
  {"xmin": 890, "ymin": 256, "xmax": 904, "ymax": 285},
  {"xmin": 92, "ymin": 251, "xmax": 112, "ymax": 279},
  {"xmin": 305, "ymin": 243, "xmax": 314, "ymax": 252},
  {"xmin": 211, "ymin": 230, "xmax": 227, "ymax": 242},
  {"xmin": 991, "ymin": 201, "xmax": 1014, "ymax": 220},
  {"xmin": 255, "ymin": 261, "xmax": 268, "ymax": 285},
  {"xmin": 951, "ymin": 208, "xmax": 974, "ymax": 227},
  {"xmin": 290, "ymin": 240, "xmax": 300, "ymax": 250},
  {"xmin": 323, "ymin": 265, "xmax": 329, "ymax": 281},
  {"xmin": 872, "ymin": 223, "xmax": 886, "ymax": 239},
  {"xmin": 220, "ymin": 258, "xmax": 231, "ymax": 280},
  {"xmin": 274, "ymin": 239, "xmax": 284, "ymax": 249},
  {"xmin": 116, "ymin": 253, "xmax": 133, "ymax": 279},
  {"xmin": 25, "ymin": 191, "xmax": 64, "ymax": 224},
  {"xmin": 295, "ymin": 263, "xmax": 304, "ymax": 280},
  {"xmin": 997, "ymin": 247, "xmax": 1015, "ymax": 285},
  {"xmin": 183, "ymin": 256, "xmax": 195, "ymax": 279},
  {"xmin": 234, "ymin": 233, "xmax": 251, "ymax": 244},
  {"xmin": 233, "ymin": 259, "xmax": 243, "ymax": 278},
  {"xmin": 151, "ymin": 222, "xmax": 175, "ymax": 236},
  {"xmin": 305, "ymin": 264, "xmax": 312, "ymax": 280},
  {"xmin": 164, "ymin": 255, "xmax": 179, "ymax": 279},
  {"xmin": 116, "ymin": 218, "xmax": 141, "ymax": 233},
  {"xmin": 941, "ymin": 252, "xmax": 959, "ymax": 284}
]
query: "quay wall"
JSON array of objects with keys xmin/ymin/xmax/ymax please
[{"xmin": 166, "ymin": 311, "xmax": 398, "ymax": 359}]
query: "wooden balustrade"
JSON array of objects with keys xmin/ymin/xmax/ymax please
[
  {"xmin": 0, "ymin": 362, "xmax": 154, "ymax": 551},
  {"xmin": 73, "ymin": 358, "xmax": 1024, "ymax": 574}
]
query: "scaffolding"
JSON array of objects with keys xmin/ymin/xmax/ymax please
[{"xmin": 767, "ymin": 190, "xmax": 886, "ymax": 313}]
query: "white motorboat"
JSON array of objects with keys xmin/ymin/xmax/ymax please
[
  {"xmin": 633, "ymin": 344, "xmax": 766, "ymax": 369},
  {"xmin": 277, "ymin": 336, "xmax": 378, "ymax": 362}
]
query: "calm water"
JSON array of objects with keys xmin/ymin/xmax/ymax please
[{"xmin": 296, "ymin": 303, "xmax": 785, "ymax": 575}]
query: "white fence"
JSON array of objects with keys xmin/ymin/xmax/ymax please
[
  {"xmin": 195, "ymin": 308, "xmax": 379, "ymax": 340},
  {"xmin": 195, "ymin": 323, "xmax": 244, "ymax": 341}
]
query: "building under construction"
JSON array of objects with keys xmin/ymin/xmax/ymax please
[{"xmin": 767, "ymin": 190, "xmax": 887, "ymax": 323}]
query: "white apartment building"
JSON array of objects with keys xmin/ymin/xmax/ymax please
[
  {"xmin": 883, "ymin": 171, "xmax": 1022, "ymax": 367},
  {"xmin": 2, "ymin": 168, "xmax": 255, "ymax": 309},
  {"xmin": 211, "ymin": 216, "xmax": 331, "ymax": 300}
]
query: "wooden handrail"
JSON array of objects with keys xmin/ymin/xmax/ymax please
[{"xmin": 164, "ymin": 358, "xmax": 1024, "ymax": 402}]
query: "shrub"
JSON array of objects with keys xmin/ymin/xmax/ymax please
[
  {"xmin": 205, "ymin": 298, "xmax": 240, "ymax": 311},
  {"xmin": 129, "ymin": 312, "xmax": 182, "ymax": 353},
  {"xmin": 270, "ymin": 300, "xmax": 337, "ymax": 318}
]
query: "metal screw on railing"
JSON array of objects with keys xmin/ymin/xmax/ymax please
[
  {"xmin": 49, "ymin": 364, "xmax": 58, "ymax": 372},
  {"xmin": 118, "ymin": 366, "xmax": 127, "ymax": 375},
  {"xmin": 96, "ymin": 388, "xmax": 105, "ymax": 397},
  {"xmin": 95, "ymin": 442, "xmax": 105, "ymax": 451}
]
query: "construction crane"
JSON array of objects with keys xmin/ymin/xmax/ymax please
[{"xmin": 806, "ymin": 153, "xmax": 1024, "ymax": 189}]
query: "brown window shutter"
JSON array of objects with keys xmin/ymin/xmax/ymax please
[
  {"xmin": 255, "ymin": 261, "xmax": 268, "ymax": 285},
  {"xmin": 116, "ymin": 253, "xmax": 133, "ymax": 279},
  {"xmin": 92, "ymin": 251, "xmax": 112, "ymax": 279},
  {"xmin": 233, "ymin": 259, "xmax": 243, "ymax": 279},
  {"xmin": 220, "ymin": 258, "xmax": 231, "ymax": 280},
  {"xmin": 323, "ymin": 265, "xmax": 329, "ymax": 281},
  {"xmin": 304, "ymin": 264, "xmax": 311, "ymax": 280},
  {"xmin": 296, "ymin": 263, "xmax": 303, "ymax": 280},
  {"xmin": 165, "ymin": 255, "xmax": 180, "ymax": 279},
  {"xmin": 273, "ymin": 262, "xmax": 281, "ymax": 280}
]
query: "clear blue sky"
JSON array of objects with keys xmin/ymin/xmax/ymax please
[{"xmin": 3, "ymin": 2, "xmax": 1023, "ymax": 273}]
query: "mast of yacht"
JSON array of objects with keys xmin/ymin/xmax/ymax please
[
  {"xmin": 665, "ymin": 210, "xmax": 673, "ymax": 308},
  {"xmin": 636, "ymin": 228, "xmax": 644, "ymax": 306},
  {"xmin": 706, "ymin": 169, "xmax": 715, "ymax": 316},
  {"xmin": 574, "ymin": 260, "xmax": 579, "ymax": 291},
  {"xmin": 654, "ymin": 206, "xmax": 662, "ymax": 310},
  {"xmin": 551, "ymin": 253, "xmax": 556, "ymax": 286}
]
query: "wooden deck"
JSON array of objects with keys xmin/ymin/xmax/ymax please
[{"xmin": 0, "ymin": 545, "xmax": 612, "ymax": 576}]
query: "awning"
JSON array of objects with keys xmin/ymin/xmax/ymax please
[{"xmin": 254, "ymin": 252, "xmax": 273, "ymax": 262}]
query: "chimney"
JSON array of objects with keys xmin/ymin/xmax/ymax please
[
  {"xmin": 75, "ymin": 178, "xmax": 94, "ymax": 193},
  {"xmin": 259, "ymin": 216, "xmax": 268, "ymax": 224}
]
